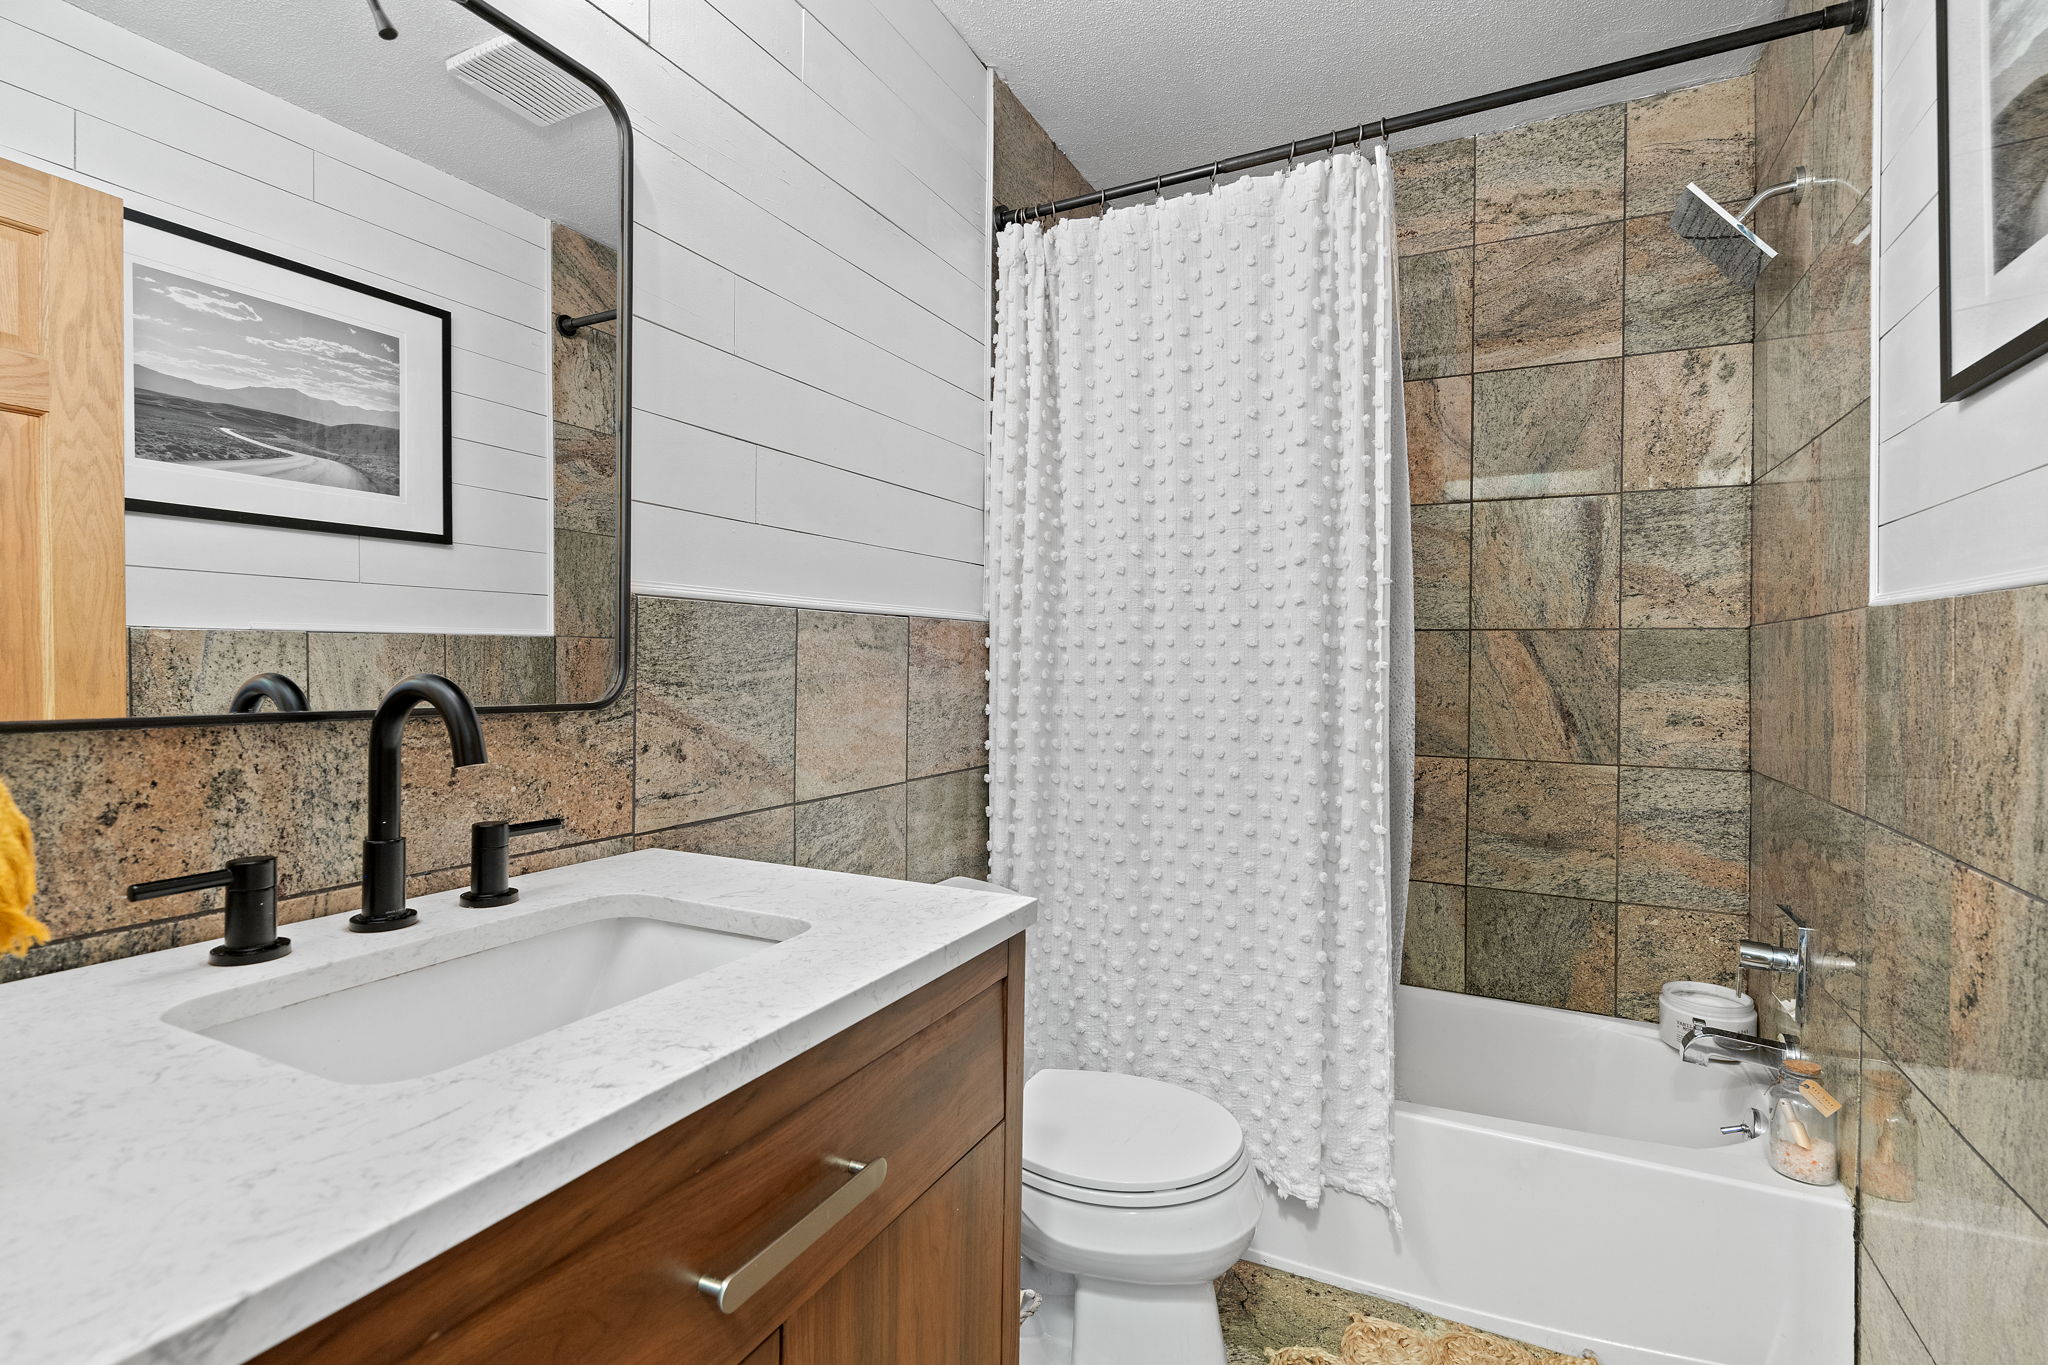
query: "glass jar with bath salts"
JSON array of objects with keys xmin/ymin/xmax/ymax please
[
  {"xmin": 1766, "ymin": 1059, "xmax": 1842, "ymax": 1187},
  {"xmin": 1859, "ymin": 1068, "xmax": 1919, "ymax": 1202}
]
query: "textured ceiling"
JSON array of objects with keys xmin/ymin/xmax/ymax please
[
  {"xmin": 69, "ymin": 0, "xmax": 620, "ymax": 244},
  {"xmin": 934, "ymin": 0, "xmax": 1786, "ymax": 193}
]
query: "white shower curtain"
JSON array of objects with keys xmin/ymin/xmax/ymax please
[{"xmin": 989, "ymin": 150, "xmax": 1412, "ymax": 1208}]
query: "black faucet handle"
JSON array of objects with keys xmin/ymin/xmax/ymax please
[
  {"xmin": 461, "ymin": 816, "xmax": 565, "ymax": 907},
  {"xmin": 129, "ymin": 857, "xmax": 290, "ymax": 966}
]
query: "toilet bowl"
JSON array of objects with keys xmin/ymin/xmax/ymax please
[{"xmin": 1020, "ymin": 1069, "xmax": 1263, "ymax": 1365}]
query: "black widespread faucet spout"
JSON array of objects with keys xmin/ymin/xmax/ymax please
[
  {"xmin": 227, "ymin": 672, "xmax": 309, "ymax": 714},
  {"xmin": 352, "ymin": 674, "xmax": 487, "ymax": 932}
]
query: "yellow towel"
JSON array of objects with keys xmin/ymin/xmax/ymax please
[{"xmin": 0, "ymin": 775, "xmax": 46, "ymax": 958}]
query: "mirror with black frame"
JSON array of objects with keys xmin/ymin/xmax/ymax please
[{"xmin": 0, "ymin": 0, "xmax": 627, "ymax": 726}]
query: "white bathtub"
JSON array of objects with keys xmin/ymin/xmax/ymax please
[{"xmin": 1247, "ymin": 986, "xmax": 1853, "ymax": 1365}]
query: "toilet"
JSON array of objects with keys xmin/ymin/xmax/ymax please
[
  {"xmin": 933, "ymin": 881, "xmax": 1263, "ymax": 1362},
  {"xmin": 1020, "ymin": 1069, "xmax": 1264, "ymax": 1365}
]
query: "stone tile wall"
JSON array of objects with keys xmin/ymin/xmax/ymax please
[
  {"xmin": 994, "ymin": 77, "xmax": 1094, "ymax": 217},
  {"xmin": 1, "ymin": 598, "xmax": 990, "ymax": 982},
  {"xmin": 1399, "ymin": 77, "xmax": 1757, "ymax": 1018},
  {"xmin": 1746, "ymin": 11, "xmax": 2048, "ymax": 1357}
]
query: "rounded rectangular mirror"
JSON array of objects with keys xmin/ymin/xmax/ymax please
[{"xmin": 0, "ymin": 0, "xmax": 629, "ymax": 726}]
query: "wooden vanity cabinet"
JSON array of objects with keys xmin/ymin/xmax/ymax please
[{"xmin": 253, "ymin": 937, "xmax": 1025, "ymax": 1365}]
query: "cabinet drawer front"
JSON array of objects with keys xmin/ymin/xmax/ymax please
[{"xmin": 407, "ymin": 986, "xmax": 1006, "ymax": 1365}]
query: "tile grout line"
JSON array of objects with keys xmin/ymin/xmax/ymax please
[
  {"xmin": 1462, "ymin": 137, "xmax": 1477, "ymax": 998},
  {"xmin": 790, "ymin": 609, "xmax": 803, "ymax": 865},
  {"xmin": 1615, "ymin": 102, "xmax": 1630, "ymax": 1013},
  {"xmin": 1857, "ymin": 1243, "xmax": 1942, "ymax": 1364},
  {"xmin": 906, "ymin": 616, "xmax": 914, "ymax": 876},
  {"xmin": 1747, "ymin": 66, "xmax": 1764, "ymax": 956}
]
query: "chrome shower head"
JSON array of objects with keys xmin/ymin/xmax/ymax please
[
  {"xmin": 1670, "ymin": 183, "xmax": 1778, "ymax": 288},
  {"xmin": 1668, "ymin": 168, "xmax": 1824, "ymax": 288}
]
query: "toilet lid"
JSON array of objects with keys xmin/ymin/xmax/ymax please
[{"xmin": 1023, "ymin": 1070, "xmax": 1245, "ymax": 1193}]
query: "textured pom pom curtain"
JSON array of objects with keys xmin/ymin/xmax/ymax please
[{"xmin": 988, "ymin": 150, "xmax": 1413, "ymax": 1208}]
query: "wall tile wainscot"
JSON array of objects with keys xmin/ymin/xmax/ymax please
[{"xmin": 0, "ymin": 599, "xmax": 990, "ymax": 982}]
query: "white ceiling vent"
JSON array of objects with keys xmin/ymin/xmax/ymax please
[{"xmin": 446, "ymin": 35, "xmax": 601, "ymax": 127}]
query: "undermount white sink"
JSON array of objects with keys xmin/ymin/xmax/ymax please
[{"xmin": 187, "ymin": 911, "xmax": 779, "ymax": 1084}]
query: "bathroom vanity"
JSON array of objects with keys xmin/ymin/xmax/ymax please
[
  {"xmin": 0, "ymin": 853, "xmax": 1037, "ymax": 1365},
  {"xmin": 257, "ymin": 938, "xmax": 1019, "ymax": 1365}
]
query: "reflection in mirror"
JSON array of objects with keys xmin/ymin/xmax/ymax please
[
  {"xmin": 227, "ymin": 673, "xmax": 310, "ymax": 715},
  {"xmin": 0, "ymin": 0, "xmax": 624, "ymax": 725}
]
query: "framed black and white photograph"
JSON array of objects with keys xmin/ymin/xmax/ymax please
[
  {"xmin": 123, "ymin": 212, "xmax": 452, "ymax": 542},
  {"xmin": 1937, "ymin": 0, "xmax": 2048, "ymax": 398}
]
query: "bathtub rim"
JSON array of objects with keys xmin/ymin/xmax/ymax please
[
  {"xmin": 1387, "ymin": 1095, "xmax": 1848, "ymax": 1202},
  {"xmin": 1388, "ymin": 985, "xmax": 1848, "ymax": 1203}
]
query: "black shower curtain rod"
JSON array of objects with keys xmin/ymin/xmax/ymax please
[{"xmin": 994, "ymin": 0, "xmax": 1868, "ymax": 228}]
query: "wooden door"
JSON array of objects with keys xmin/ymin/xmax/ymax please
[
  {"xmin": 782, "ymin": 1127, "xmax": 1011, "ymax": 1365},
  {"xmin": 0, "ymin": 155, "xmax": 126, "ymax": 720}
]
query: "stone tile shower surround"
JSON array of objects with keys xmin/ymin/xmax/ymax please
[
  {"xmin": 1745, "ymin": 9, "xmax": 2048, "ymax": 1358},
  {"xmin": 0, "ymin": 601, "xmax": 991, "ymax": 982},
  {"xmin": 1398, "ymin": 76, "xmax": 1757, "ymax": 1020}
]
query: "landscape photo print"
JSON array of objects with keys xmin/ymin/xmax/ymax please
[
  {"xmin": 132, "ymin": 269, "xmax": 403, "ymax": 496},
  {"xmin": 1938, "ymin": 0, "xmax": 2048, "ymax": 396},
  {"xmin": 123, "ymin": 213, "xmax": 451, "ymax": 542}
]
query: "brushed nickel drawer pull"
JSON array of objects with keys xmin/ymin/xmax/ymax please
[{"xmin": 695, "ymin": 1156, "xmax": 888, "ymax": 1314}]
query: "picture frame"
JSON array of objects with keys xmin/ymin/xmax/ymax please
[
  {"xmin": 122, "ymin": 211, "xmax": 453, "ymax": 543},
  {"xmin": 1936, "ymin": 0, "xmax": 2048, "ymax": 399}
]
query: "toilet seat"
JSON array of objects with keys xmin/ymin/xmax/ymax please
[
  {"xmin": 1023, "ymin": 1069, "xmax": 1247, "ymax": 1206},
  {"xmin": 1025, "ymin": 1147, "xmax": 1253, "ymax": 1208}
]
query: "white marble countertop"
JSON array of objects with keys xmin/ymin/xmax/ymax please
[{"xmin": 0, "ymin": 850, "xmax": 1035, "ymax": 1365}]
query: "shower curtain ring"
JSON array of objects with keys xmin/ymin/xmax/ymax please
[
  {"xmin": 1155, "ymin": 174, "xmax": 1166, "ymax": 201},
  {"xmin": 1376, "ymin": 116, "xmax": 1389, "ymax": 143},
  {"xmin": 1288, "ymin": 139, "xmax": 1299, "ymax": 165}
]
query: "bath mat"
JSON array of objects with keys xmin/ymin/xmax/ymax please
[
  {"xmin": 1217, "ymin": 1262, "xmax": 1591, "ymax": 1365},
  {"xmin": 1261, "ymin": 1311, "xmax": 1598, "ymax": 1363}
]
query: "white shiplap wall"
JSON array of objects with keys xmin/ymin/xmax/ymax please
[
  {"xmin": 526, "ymin": 0, "xmax": 993, "ymax": 619},
  {"xmin": 0, "ymin": 0, "xmax": 558, "ymax": 635},
  {"xmin": 1874, "ymin": 0, "xmax": 2048, "ymax": 600}
]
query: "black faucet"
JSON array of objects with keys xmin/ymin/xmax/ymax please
[
  {"xmin": 349, "ymin": 674, "xmax": 488, "ymax": 932},
  {"xmin": 228, "ymin": 672, "xmax": 309, "ymax": 713}
]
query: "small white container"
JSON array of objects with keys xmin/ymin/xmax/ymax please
[{"xmin": 1658, "ymin": 981, "xmax": 1757, "ymax": 1051}]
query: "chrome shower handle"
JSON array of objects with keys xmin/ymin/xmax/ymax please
[
  {"xmin": 1742, "ymin": 921, "xmax": 1856, "ymax": 1034},
  {"xmin": 1740, "ymin": 938, "xmax": 1802, "ymax": 972},
  {"xmin": 1742, "ymin": 924, "xmax": 1816, "ymax": 1030}
]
